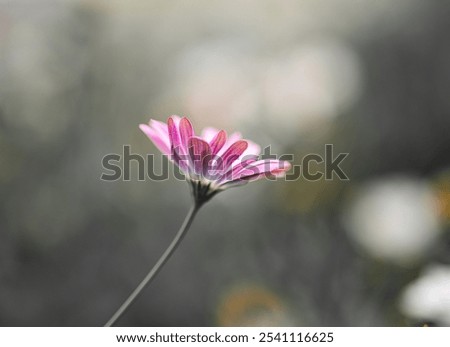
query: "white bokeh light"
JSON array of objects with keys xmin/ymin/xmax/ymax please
[{"xmin": 344, "ymin": 176, "xmax": 441, "ymax": 265}]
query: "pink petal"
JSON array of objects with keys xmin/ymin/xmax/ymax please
[
  {"xmin": 171, "ymin": 115, "xmax": 182, "ymax": 125},
  {"xmin": 139, "ymin": 124, "xmax": 171, "ymax": 155},
  {"xmin": 217, "ymin": 155, "xmax": 259, "ymax": 183},
  {"xmin": 168, "ymin": 116, "xmax": 189, "ymax": 172},
  {"xmin": 218, "ymin": 140, "xmax": 248, "ymax": 173},
  {"xmin": 220, "ymin": 160, "xmax": 291, "ymax": 187},
  {"xmin": 149, "ymin": 119, "xmax": 169, "ymax": 135},
  {"xmin": 217, "ymin": 131, "xmax": 242, "ymax": 156},
  {"xmin": 209, "ymin": 130, "xmax": 227, "ymax": 155},
  {"xmin": 237, "ymin": 160, "xmax": 291, "ymax": 181},
  {"xmin": 167, "ymin": 117, "xmax": 181, "ymax": 150},
  {"xmin": 188, "ymin": 137, "xmax": 212, "ymax": 176},
  {"xmin": 179, "ymin": 117, "xmax": 194, "ymax": 149}
]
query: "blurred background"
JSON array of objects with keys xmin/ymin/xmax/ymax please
[{"xmin": 0, "ymin": 0, "xmax": 450, "ymax": 327}]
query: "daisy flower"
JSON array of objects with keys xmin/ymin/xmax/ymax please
[{"xmin": 139, "ymin": 116, "xmax": 290, "ymax": 204}]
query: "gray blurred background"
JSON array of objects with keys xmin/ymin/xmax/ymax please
[{"xmin": 0, "ymin": 0, "xmax": 450, "ymax": 327}]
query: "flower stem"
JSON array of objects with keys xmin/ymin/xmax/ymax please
[{"xmin": 104, "ymin": 203, "xmax": 201, "ymax": 327}]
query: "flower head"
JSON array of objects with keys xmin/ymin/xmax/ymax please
[{"xmin": 140, "ymin": 116, "xmax": 290, "ymax": 205}]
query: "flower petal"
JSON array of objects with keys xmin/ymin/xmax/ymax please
[
  {"xmin": 139, "ymin": 123, "xmax": 171, "ymax": 155},
  {"xmin": 149, "ymin": 119, "xmax": 169, "ymax": 135},
  {"xmin": 209, "ymin": 130, "xmax": 227, "ymax": 155},
  {"xmin": 168, "ymin": 116, "xmax": 181, "ymax": 150},
  {"xmin": 218, "ymin": 140, "xmax": 248, "ymax": 173},
  {"xmin": 217, "ymin": 155, "xmax": 259, "ymax": 183},
  {"xmin": 179, "ymin": 117, "xmax": 194, "ymax": 149},
  {"xmin": 171, "ymin": 115, "xmax": 182, "ymax": 125},
  {"xmin": 236, "ymin": 160, "xmax": 291, "ymax": 181},
  {"xmin": 188, "ymin": 137, "xmax": 212, "ymax": 177},
  {"xmin": 168, "ymin": 116, "xmax": 189, "ymax": 172},
  {"xmin": 217, "ymin": 131, "xmax": 242, "ymax": 156},
  {"xmin": 219, "ymin": 160, "xmax": 291, "ymax": 187}
]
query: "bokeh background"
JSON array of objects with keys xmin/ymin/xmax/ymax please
[{"xmin": 1, "ymin": 0, "xmax": 450, "ymax": 327}]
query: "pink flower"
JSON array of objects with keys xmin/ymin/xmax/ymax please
[{"xmin": 140, "ymin": 116, "xmax": 290, "ymax": 203}]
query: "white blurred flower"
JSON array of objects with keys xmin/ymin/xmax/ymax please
[
  {"xmin": 400, "ymin": 264, "xmax": 450, "ymax": 325},
  {"xmin": 263, "ymin": 38, "xmax": 363, "ymax": 134},
  {"xmin": 170, "ymin": 38, "xmax": 363, "ymax": 139},
  {"xmin": 344, "ymin": 176, "xmax": 441, "ymax": 265}
]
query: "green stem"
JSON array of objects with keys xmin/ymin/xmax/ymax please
[{"xmin": 104, "ymin": 203, "xmax": 201, "ymax": 327}]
